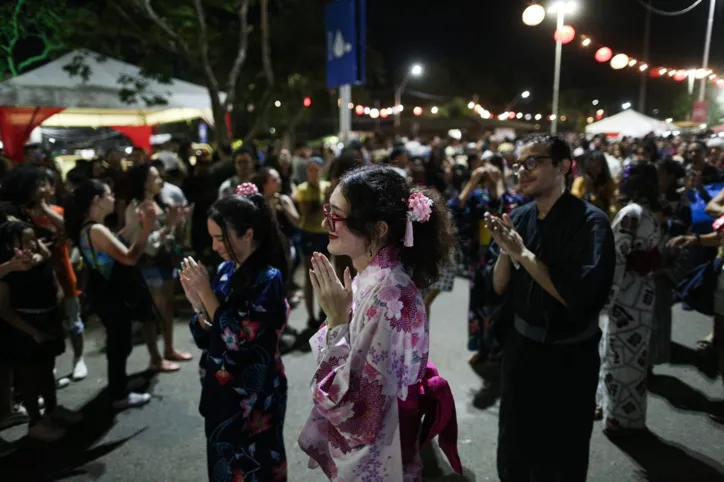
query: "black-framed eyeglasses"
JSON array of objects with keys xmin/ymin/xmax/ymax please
[{"xmin": 514, "ymin": 155, "xmax": 552, "ymax": 171}]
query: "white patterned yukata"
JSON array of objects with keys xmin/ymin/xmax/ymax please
[
  {"xmin": 598, "ymin": 203, "xmax": 661, "ymax": 431},
  {"xmin": 298, "ymin": 246, "xmax": 429, "ymax": 481}
]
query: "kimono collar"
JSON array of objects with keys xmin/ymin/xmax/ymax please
[
  {"xmin": 368, "ymin": 244, "xmax": 400, "ymax": 270},
  {"xmin": 352, "ymin": 245, "xmax": 402, "ymax": 302}
]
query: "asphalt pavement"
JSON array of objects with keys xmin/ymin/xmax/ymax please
[{"xmin": 2, "ymin": 277, "xmax": 724, "ymax": 482}]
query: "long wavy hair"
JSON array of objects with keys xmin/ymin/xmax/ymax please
[{"xmin": 338, "ymin": 165, "xmax": 455, "ymax": 288}]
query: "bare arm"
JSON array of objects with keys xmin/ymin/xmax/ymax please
[
  {"xmin": 280, "ymin": 195, "xmax": 300, "ymax": 226},
  {"xmin": 706, "ymin": 187, "xmax": 724, "ymax": 217},
  {"xmin": 89, "ymin": 224, "xmax": 151, "ymax": 266},
  {"xmin": 40, "ymin": 203, "xmax": 65, "ymax": 232},
  {"xmin": 492, "ymin": 252, "xmax": 513, "ymax": 295}
]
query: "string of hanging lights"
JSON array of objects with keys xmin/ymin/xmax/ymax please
[{"xmin": 521, "ymin": 3, "xmax": 723, "ymax": 88}]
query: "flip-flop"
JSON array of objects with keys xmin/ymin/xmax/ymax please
[
  {"xmin": 164, "ymin": 351, "xmax": 193, "ymax": 362},
  {"xmin": 149, "ymin": 360, "xmax": 181, "ymax": 372}
]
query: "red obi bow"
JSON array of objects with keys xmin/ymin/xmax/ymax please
[{"xmin": 398, "ymin": 362, "xmax": 463, "ymax": 474}]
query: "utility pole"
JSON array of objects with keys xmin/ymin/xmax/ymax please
[{"xmin": 638, "ymin": 0, "xmax": 651, "ymax": 113}]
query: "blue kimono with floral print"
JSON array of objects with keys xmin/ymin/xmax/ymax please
[
  {"xmin": 448, "ymin": 188, "xmax": 527, "ymax": 354},
  {"xmin": 190, "ymin": 262, "xmax": 288, "ymax": 482}
]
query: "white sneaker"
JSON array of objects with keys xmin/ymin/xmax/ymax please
[
  {"xmin": 72, "ymin": 358, "xmax": 88, "ymax": 381},
  {"xmin": 112, "ymin": 392, "xmax": 151, "ymax": 410},
  {"xmin": 56, "ymin": 377, "xmax": 70, "ymax": 389}
]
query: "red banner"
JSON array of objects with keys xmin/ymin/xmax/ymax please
[
  {"xmin": 692, "ymin": 101, "xmax": 708, "ymax": 124},
  {"xmin": 109, "ymin": 125, "xmax": 152, "ymax": 153},
  {"xmin": 0, "ymin": 107, "xmax": 64, "ymax": 162}
]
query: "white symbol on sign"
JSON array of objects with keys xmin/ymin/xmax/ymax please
[{"xmin": 331, "ymin": 30, "xmax": 352, "ymax": 59}]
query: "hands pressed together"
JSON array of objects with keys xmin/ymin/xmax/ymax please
[
  {"xmin": 483, "ymin": 212, "xmax": 527, "ymax": 262},
  {"xmin": 179, "ymin": 256, "xmax": 211, "ymax": 309},
  {"xmin": 309, "ymin": 252, "xmax": 352, "ymax": 329}
]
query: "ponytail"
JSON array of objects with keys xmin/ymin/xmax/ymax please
[{"xmin": 64, "ymin": 180, "xmax": 106, "ymax": 245}]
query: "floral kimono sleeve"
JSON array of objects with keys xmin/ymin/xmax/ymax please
[
  {"xmin": 189, "ymin": 313, "xmax": 210, "ymax": 349},
  {"xmin": 309, "ymin": 275, "xmax": 428, "ymax": 448},
  {"xmin": 209, "ymin": 270, "xmax": 287, "ymax": 415}
]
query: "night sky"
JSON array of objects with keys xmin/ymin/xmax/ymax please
[{"xmin": 366, "ymin": 0, "xmax": 724, "ymax": 115}]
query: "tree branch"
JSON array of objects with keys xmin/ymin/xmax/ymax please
[
  {"xmin": 192, "ymin": 0, "xmax": 219, "ymax": 93},
  {"xmin": 244, "ymin": 87, "xmax": 274, "ymax": 143},
  {"xmin": 260, "ymin": 0, "xmax": 274, "ymax": 86},
  {"xmin": 16, "ymin": 32, "xmax": 63, "ymax": 73},
  {"xmin": 138, "ymin": 0, "xmax": 192, "ymax": 58},
  {"xmin": 224, "ymin": 0, "xmax": 252, "ymax": 108}
]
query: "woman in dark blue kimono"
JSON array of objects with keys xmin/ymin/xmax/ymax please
[
  {"xmin": 181, "ymin": 183, "xmax": 288, "ymax": 482},
  {"xmin": 448, "ymin": 156, "xmax": 525, "ymax": 364}
]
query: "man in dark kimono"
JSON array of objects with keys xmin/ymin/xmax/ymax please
[{"xmin": 484, "ymin": 136, "xmax": 615, "ymax": 481}]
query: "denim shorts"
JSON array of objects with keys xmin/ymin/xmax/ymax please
[
  {"xmin": 141, "ymin": 265, "xmax": 174, "ymax": 289},
  {"xmin": 63, "ymin": 297, "xmax": 84, "ymax": 336}
]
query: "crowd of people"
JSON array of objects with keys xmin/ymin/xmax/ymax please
[{"xmin": 0, "ymin": 129, "xmax": 722, "ymax": 481}]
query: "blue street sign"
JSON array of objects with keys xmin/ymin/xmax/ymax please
[
  {"xmin": 326, "ymin": 0, "xmax": 366, "ymax": 89},
  {"xmin": 198, "ymin": 121, "xmax": 208, "ymax": 143}
]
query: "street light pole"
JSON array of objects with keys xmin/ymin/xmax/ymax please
[
  {"xmin": 551, "ymin": 8, "xmax": 565, "ymax": 134},
  {"xmin": 394, "ymin": 64, "xmax": 423, "ymax": 129},
  {"xmin": 699, "ymin": 0, "xmax": 717, "ymax": 102},
  {"xmin": 638, "ymin": 0, "xmax": 651, "ymax": 113},
  {"xmin": 394, "ymin": 75, "xmax": 411, "ymax": 129}
]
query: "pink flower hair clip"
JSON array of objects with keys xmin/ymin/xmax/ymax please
[
  {"xmin": 404, "ymin": 192, "xmax": 433, "ymax": 247},
  {"xmin": 236, "ymin": 183, "xmax": 259, "ymax": 197}
]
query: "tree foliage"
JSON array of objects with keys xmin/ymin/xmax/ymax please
[{"xmin": 0, "ymin": 0, "xmax": 66, "ymax": 79}]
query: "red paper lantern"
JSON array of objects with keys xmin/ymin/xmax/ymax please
[
  {"xmin": 595, "ymin": 47, "xmax": 613, "ymax": 63},
  {"xmin": 303, "ymin": 96, "xmax": 312, "ymax": 107},
  {"xmin": 674, "ymin": 70, "xmax": 687, "ymax": 81},
  {"xmin": 554, "ymin": 25, "xmax": 575, "ymax": 45},
  {"xmin": 355, "ymin": 105, "xmax": 364, "ymax": 115}
]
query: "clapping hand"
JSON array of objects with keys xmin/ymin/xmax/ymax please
[
  {"xmin": 137, "ymin": 201, "xmax": 157, "ymax": 232},
  {"xmin": 666, "ymin": 235, "xmax": 696, "ymax": 249},
  {"xmin": 8, "ymin": 248, "xmax": 33, "ymax": 272},
  {"xmin": 309, "ymin": 252, "xmax": 352, "ymax": 329},
  {"xmin": 484, "ymin": 212, "xmax": 526, "ymax": 261}
]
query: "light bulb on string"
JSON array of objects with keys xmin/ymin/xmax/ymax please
[
  {"xmin": 522, "ymin": 4, "xmax": 546, "ymax": 26},
  {"xmin": 595, "ymin": 47, "xmax": 613, "ymax": 63},
  {"xmin": 610, "ymin": 54, "xmax": 629, "ymax": 70},
  {"xmin": 554, "ymin": 25, "xmax": 576, "ymax": 44}
]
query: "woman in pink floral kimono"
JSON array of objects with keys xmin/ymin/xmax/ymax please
[{"xmin": 298, "ymin": 165, "xmax": 463, "ymax": 481}]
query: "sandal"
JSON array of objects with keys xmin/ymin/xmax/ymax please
[
  {"xmin": 149, "ymin": 360, "xmax": 181, "ymax": 372},
  {"xmin": 164, "ymin": 351, "xmax": 193, "ymax": 362}
]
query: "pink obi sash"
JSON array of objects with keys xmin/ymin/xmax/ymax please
[{"xmin": 398, "ymin": 362, "xmax": 463, "ymax": 474}]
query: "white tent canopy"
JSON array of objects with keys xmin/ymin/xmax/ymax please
[
  {"xmin": 585, "ymin": 109, "xmax": 677, "ymax": 138},
  {"xmin": 0, "ymin": 50, "xmax": 221, "ymax": 126}
]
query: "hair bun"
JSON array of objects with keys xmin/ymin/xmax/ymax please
[{"xmin": 236, "ymin": 182, "xmax": 259, "ymax": 197}]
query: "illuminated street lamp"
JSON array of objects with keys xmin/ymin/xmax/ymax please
[
  {"xmin": 548, "ymin": 1, "xmax": 577, "ymax": 134},
  {"xmin": 394, "ymin": 64, "xmax": 423, "ymax": 128}
]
